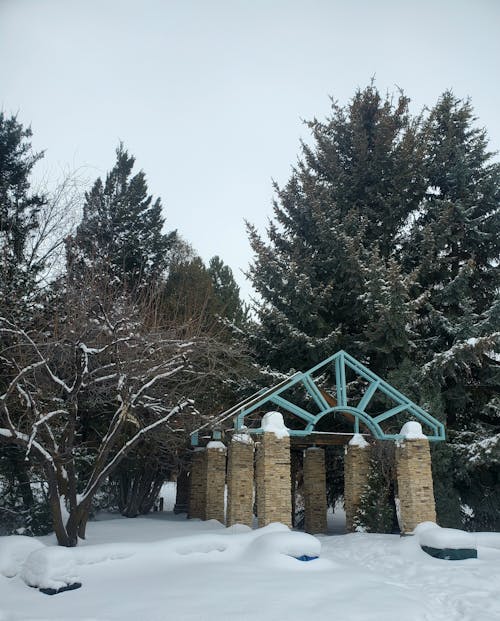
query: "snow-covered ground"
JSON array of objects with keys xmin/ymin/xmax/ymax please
[{"xmin": 1, "ymin": 496, "xmax": 500, "ymax": 621}]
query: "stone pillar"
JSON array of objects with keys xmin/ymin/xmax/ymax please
[
  {"xmin": 188, "ymin": 448, "xmax": 207, "ymax": 519},
  {"xmin": 255, "ymin": 431, "xmax": 292, "ymax": 528},
  {"xmin": 203, "ymin": 441, "xmax": 227, "ymax": 523},
  {"xmin": 303, "ymin": 447, "xmax": 328, "ymax": 534},
  {"xmin": 174, "ymin": 467, "xmax": 190, "ymax": 514},
  {"xmin": 396, "ymin": 438, "xmax": 436, "ymax": 533},
  {"xmin": 226, "ymin": 434, "xmax": 254, "ymax": 527},
  {"xmin": 344, "ymin": 440, "xmax": 371, "ymax": 532}
]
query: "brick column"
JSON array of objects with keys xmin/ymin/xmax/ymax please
[
  {"xmin": 188, "ymin": 448, "xmax": 207, "ymax": 519},
  {"xmin": 226, "ymin": 434, "xmax": 254, "ymax": 527},
  {"xmin": 396, "ymin": 438, "xmax": 436, "ymax": 533},
  {"xmin": 303, "ymin": 447, "xmax": 328, "ymax": 534},
  {"xmin": 344, "ymin": 440, "xmax": 371, "ymax": 532},
  {"xmin": 255, "ymin": 431, "xmax": 292, "ymax": 528},
  {"xmin": 203, "ymin": 441, "xmax": 227, "ymax": 523}
]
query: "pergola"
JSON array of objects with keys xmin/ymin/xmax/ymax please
[{"xmin": 187, "ymin": 351, "xmax": 445, "ymax": 535}]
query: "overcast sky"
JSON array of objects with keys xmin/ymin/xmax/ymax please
[{"xmin": 1, "ymin": 0, "xmax": 499, "ymax": 300}]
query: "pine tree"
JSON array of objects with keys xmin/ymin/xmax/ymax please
[
  {"xmin": 404, "ymin": 93, "xmax": 500, "ymax": 529},
  {"xmin": 247, "ymin": 85, "xmax": 422, "ymax": 376},
  {"xmin": 0, "ymin": 113, "xmax": 47, "ymax": 319},
  {"xmin": 68, "ymin": 143, "xmax": 176, "ymax": 290},
  {"xmin": 208, "ymin": 255, "xmax": 247, "ymax": 326},
  {"xmin": 247, "ymin": 85, "xmax": 499, "ymax": 530}
]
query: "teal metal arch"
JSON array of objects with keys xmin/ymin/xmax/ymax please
[{"xmin": 190, "ymin": 350, "xmax": 446, "ymax": 445}]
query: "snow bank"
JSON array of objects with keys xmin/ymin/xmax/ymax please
[
  {"xmin": 0, "ymin": 535, "xmax": 45, "ymax": 578},
  {"xmin": 399, "ymin": 421, "xmax": 426, "ymax": 439},
  {"xmin": 261, "ymin": 411, "xmax": 289, "ymax": 438},
  {"xmin": 9, "ymin": 523, "xmax": 321, "ymax": 591}
]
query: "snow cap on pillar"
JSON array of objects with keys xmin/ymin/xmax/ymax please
[
  {"xmin": 348, "ymin": 433, "xmax": 369, "ymax": 448},
  {"xmin": 261, "ymin": 411, "xmax": 289, "ymax": 438},
  {"xmin": 399, "ymin": 421, "xmax": 426, "ymax": 439}
]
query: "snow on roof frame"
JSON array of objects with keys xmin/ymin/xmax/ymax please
[{"xmin": 190, "ymin": 350, "xmax": 445, "ymax": 446}]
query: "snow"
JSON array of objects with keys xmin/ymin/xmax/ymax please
[
  {"xmin": 1, "ymin": 514, "xmax": 500, "ymax": 620},
  {"xmin": 399, "ymin": 421, "xmax": 426, "ymax": 439},
  {"xmin": 415, "ymin": 523, "xmax": 475, "ymax": 550},
  {"xmin": 0, "ymin": 536, "xmax": 45, "ymax": 578},
  {"xmin": 261, "ymin": 411, "xmax": 289, "ymax": 438},
  {"xmin": 231, "ymin": 432, "xmax": 253, "ymax": 445},
  {"xmin": 206, "ymin": 441, "xmax": 226, "ymax": 450},
  {"xmin": 348, "ymin": 433, "xmax": 369, "ymax": 448},
  {"xmin": 414, "ymin": 521, "xmax": 500, "ymax": 553}
]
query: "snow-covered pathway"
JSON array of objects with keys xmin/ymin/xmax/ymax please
[{"xmin": 1, "ymin": 512, "xmax": 499, "ymax": 621}]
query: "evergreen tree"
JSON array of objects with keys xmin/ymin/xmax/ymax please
[
  {"xmin": 0, "ymin": 113, "xmax": 47, "ymax": 319},
  {"xmin": 404, "ymin": 93, "xmax": 500, "ymax": 529},
  {"xmin": 247, "ymin": 85, "xmax": 422, "ymax": 376},
  {"xmin": 68, "ymin": 143, "xmax": 176, "ymax": 290},
  {"xmin": 247, "ymin": 85, "xmax": 499, "ymax": 530},
  {"xmin": 208, "ymin": 255, "xmax": 247, "ymax": 326},
  {"xmin": 0, "ymin": 114, "xmax": 50, "ymax": 533}
]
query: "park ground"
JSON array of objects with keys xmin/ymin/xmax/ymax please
[{"xmin": 1, "ymin": 484, "xmax": 499, "ymax": 621}]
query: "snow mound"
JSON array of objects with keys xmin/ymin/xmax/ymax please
[
  {"xmin": 399, "ymin": 421, "xmax": 426, "ymax": 439},
  {"xmin": 22, "ymin": 547, "xmax": 80, "ymax": 590},
  {"xmin": 12, "ymin": 523, "xmax": 321, "ymax": 591},
  {"xmin": 261, "ymin": 411, "xmax": 289, "ymax": 438},
  {"xmin": 418, "ymin": 526, "xmax": 474, "ymax": 550},
  {"xmin": 0, "ymin": 535, "xmax": 45, "ymax": 578},
  {"xmin": 245, "ymin": 528, "xmax": 321, "ymax": 561}
]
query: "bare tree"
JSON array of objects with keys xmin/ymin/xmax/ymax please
[{"xmin": 0, "ymin": 277, "xmax": 201, "ymax": 546}]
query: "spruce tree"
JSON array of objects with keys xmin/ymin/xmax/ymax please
[
  {"xmin": 0, "ymin": 113, "xmax": 47, "ymax": 319},
  {"xmin": 247, "ymin": 85, "xmax": 422, "ymax": 376},
  {"xmin": 247, "ymin": 85, "xmax": 499, "ymax": 530},
  {"xmin": 68, "ymin": 143, "xmax": 176, "ymax": 290},
  {"xmin": 208, "ymin": 255, "xmax": 247, "ymax": 326},
  {"xmin": 404, "ymin": 93, "xmax": 500, "ymax": 529}
]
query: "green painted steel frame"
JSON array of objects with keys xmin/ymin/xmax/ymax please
[
  {"xmin": 190, "ymin": 351, "xmax": 445, "ymax": 445},
  {"xmin": 230, "ymin": 350, "xmax": 445, "ymax": 443}
]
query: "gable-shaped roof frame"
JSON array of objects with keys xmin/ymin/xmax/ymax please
[{"xmin": 191, "ymin": 350, "xmax": 446, "ymax": 445}]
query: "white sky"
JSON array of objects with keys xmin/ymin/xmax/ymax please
[{"xmin": 1, "ymin": 0, "xmax": 499, "ymax": 300}]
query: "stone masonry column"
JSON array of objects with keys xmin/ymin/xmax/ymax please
[
  {"xmin": 396, "ymin": 438, "xmax": 436, "ymax": 533},
  {"xmin": 226, "ymin": 433, "xmax": 254, "ymax": 527},
  {"xmin": 203, "ymin": 441, "xmax": 227, "ymax": 523},
  {"xmin": 255, "ymin": 412, "xmax": 292, "ymax": 528},
  {"xmin": 303, "ymin": 447, "xmax": 328, "ymax": 534},
  {"xmin": 188, "ymin": 448, "xmax": 207, "ymax": 519},
  {"xmin": 344, "ymin": 436, "xmax": 371, "ymax": 532}
]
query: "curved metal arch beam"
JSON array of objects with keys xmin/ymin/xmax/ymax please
[{"xmin": 305, "ymin": 405, "xmax": 385, "ymax": 439}]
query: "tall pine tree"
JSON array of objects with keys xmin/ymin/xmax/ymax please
[
  {"xmin": 68, "ymin": 143, "xmax": 176, "ymax": 290},
  {"xmin": 247, "ymin": 86, "xmax": 499, "ymax": 529},
  {"xmin": 404, "ymin": 93, "xmax": 500, "ymax": 529},
  {"xmin": 247, "ymin": 85, "xmax": 422, "ymax": 376},
  {"xmin": 0, "ymin": 113, "xmax": 47, "ymax": 319}
]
